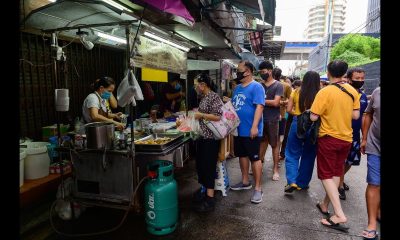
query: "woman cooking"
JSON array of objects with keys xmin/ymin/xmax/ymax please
[
  {"xmin": 82, "ymin": 76, "xmax": 124, "ymax": 130},
  {"xmin": 192, "ymin": 73, "xmax": 223, "ymax": 213}
]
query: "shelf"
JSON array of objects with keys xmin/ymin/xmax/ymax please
[{"xmin": 20, "ymin": 170, "xmax": 72, "ymax": 208}]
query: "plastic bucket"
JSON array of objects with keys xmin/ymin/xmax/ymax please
[
  {"xmin": 20, "ymin": 149, "xmax": 26, "ymax": 187},
  {"xmin": 20, "ymin": 142, "xmax": 51, "ymax": 180}
]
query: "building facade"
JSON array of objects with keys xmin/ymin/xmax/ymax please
[
  {"xmin": 305, "ymin": 0, "xmax": 347, "ymax": 40},
  {"xmin": 366, "ymin": 0, "xmax": 380, "ymax": 33}
]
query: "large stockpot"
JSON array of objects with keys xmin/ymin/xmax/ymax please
[{"xmin": 85, "ymin": 122, "xmax": 115, "ymax": 149}]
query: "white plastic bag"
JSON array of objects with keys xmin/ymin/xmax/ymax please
[
  {"xmin": 117, "ymin": 70, "xmax": 143, "ymax": 107},
  {"xmin": 205, "ymin": 101, "xmax": 240, "ymax": 140}
]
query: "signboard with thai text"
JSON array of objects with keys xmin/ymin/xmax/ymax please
[{"xmin": 131, "ymin": 36, "xmax": 187, "ymax": 74}]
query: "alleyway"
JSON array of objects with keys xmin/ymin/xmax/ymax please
[{"xmin": 21, "ymin": 148, "xmax": 376, "ymax": 240}]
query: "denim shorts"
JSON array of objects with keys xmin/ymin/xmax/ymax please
[{"xmin": 367, "ymin": 154, "xmax": 380, "ymax": 186}]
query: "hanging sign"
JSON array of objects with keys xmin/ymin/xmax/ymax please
[{"xmin": 131, "ymin": 36, "xmax": 187, "ymax": 74}]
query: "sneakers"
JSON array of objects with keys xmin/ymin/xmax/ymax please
[
  {"xmin": 251, "ymin": 190, "xmax": 263, "ymax": 204},
  {"xmin": 343, "ymin": 182, "xmax": 350, "ymax": 191},
  {"xmin": 230, "ymin": 181, "xmax": 252, "ymax": 191},
  {"xmin": 338, "ymin": 187, "xmax": 346, "ymax": 200},
  {"xmin": 284, "ymin": 183, "xmax": 298, "ymax": 193}
]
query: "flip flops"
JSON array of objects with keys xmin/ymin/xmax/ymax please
[
  {"xmin": 316, "ymin": 203, "xmax": 330, "ymax": 217},
  {"xmin": 362, "ymin": 229, "xmax": 378, "ymax": 239},
  {"xmin": 321, "ymin": 217, "xmax": 349, "ymax": 233}
]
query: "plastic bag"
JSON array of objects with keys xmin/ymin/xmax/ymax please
[
  {"xmin": 54, "ymin": 177, "xmax": 85, "ymax": 220},
  {"xmin": 177, "ymin": 115, "xmax": 200, "ymax": 135},
  {"xmin": 205, "ymin": 101, "xmax": 240, "ymax": 140},
  {"xmin": 117, "ymin": 70, "xmax": 143, "ymax": 107}
]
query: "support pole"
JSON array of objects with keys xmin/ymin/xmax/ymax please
[{"xmin": 325, "ymin": 0, "xmax": 333, "ymax": 72}]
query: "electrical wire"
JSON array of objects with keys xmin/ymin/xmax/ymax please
[
  {"xmin": 20, "ymin": 59, "xmax": 53, "ymax": 67},
  {"xmin": 49, "ymin": 176, "xmax": 150, "ymax": 237},
  {"xmin": 60, "ymin": 36, "xmax": 79, "ymax": 49}
]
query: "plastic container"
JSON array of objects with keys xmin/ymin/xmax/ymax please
[
  {"xmin": 19, "ymin": 149, "xmax": 26, "ymax": 187},
  {"xmin": 20, "ymin": 142, "xmax": 51, "ymax": 180}
]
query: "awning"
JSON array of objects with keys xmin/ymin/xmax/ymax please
[
  {"xmin": 130, "ymin": 0, "xmax": 195, "ymax": 26},
  {"xmin": 261, "ymin": 40, "xmax": 285, "ymax": 60},
  {"xmin": 230, "ymin": 0, "xmax": 276, "ymax": 26}
]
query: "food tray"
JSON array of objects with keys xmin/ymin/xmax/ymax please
[{"xmin": 134, "ymin": 133, "xmax": 184, "ymax": 152}]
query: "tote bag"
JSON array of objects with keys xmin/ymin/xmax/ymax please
[{"xmin": 205, "ymin": 101, "xmax": 240, "ymax": 140}]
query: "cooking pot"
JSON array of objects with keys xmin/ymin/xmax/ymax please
[{"xmin": 85, "ymin": 122, "xmax": 115, "ymax": 149}]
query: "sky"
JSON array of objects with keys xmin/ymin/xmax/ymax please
[{"xmin": 273, "ymin": 0, "xmax": 369, "ymax": 75}]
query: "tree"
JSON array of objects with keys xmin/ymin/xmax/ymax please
[{"xmin": 330, "ymin": 34, "xmax": 380, "ymax": 65}]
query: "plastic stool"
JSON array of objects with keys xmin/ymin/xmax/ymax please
[{"xmin": 214, "ymin": 160, "xmax": 229, "ymax": 197}]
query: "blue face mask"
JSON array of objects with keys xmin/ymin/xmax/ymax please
[
  {"xmin": 101, "ymin": 90, "xmax": 111, "ymax": 100},
  {"xmin": 175, "ymin": 83, "xmax": 182, "ymax": 91}
]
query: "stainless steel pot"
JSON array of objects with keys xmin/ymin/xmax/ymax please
[{"xmin": 85, "ymin": 122, "xmax": 115, "ymax": 149}]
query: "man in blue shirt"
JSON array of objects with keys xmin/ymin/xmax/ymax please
[
  {"xmin": 339, "ymin": 68, "xmax": 369, "ymax": 200},
  {"xmin": 230, "ymin": 61, "xmax": 265, "ymax": 204}
]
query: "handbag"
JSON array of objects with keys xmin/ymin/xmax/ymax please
[
  {"xmin": 205, "ymin": 101, "xmax": 240, "ymax": 140},
  {"xmin": 296, "ymin": 110, "xmax": 320, "ymax": 144}
]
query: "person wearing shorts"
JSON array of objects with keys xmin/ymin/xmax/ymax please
[
  {"xmin": 230, "ymin": 61, "xmax": 265, "ymax": 204},
  {"xmin": 310, "ymin": 60, "xmax": 360, "ymax": 231},
  {"xmin": 259, "ymin": 63, "xmax": 283, "ymax": 181},
  {"xmin": 360, "ymin": 87, "xmax": 380, "ymax": 239}
]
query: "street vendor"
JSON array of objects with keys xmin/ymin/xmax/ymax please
[
  {"xmin": 82, "ymin": 76, "xmax": 124, "ymax": 130},
  {"xmin": 160, "ymin": 77, "xmax": 185, "ymax": 117}
]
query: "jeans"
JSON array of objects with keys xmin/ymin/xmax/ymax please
[{"xmin": 284, "ymin": 117, "xmax": 317, "ymax": 188}]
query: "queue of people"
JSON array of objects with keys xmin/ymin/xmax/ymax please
[{"xmin": 80, "ymin": 60, "xmax": 380, "ymax": 238}]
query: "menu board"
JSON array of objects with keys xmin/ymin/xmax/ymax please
[{"xmin": 131, "ymin": 36, "xmax": 187, "ymax": 74}]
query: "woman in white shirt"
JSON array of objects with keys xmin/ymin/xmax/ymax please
[{"xmin": 82, "ymin": 76, "xmax": 124, "ymax": 130}]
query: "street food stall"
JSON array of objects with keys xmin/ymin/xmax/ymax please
[{"xmin": 21, "ymin": 0, "xmax": 196, "ymax": 214}]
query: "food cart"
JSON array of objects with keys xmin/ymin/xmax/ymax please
[{"xmin": 22, "ymin": 0, "xmax": 195, "ymax": 213}]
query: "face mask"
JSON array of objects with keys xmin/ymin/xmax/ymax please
[
  {"xmin": 101, "ymin": 90, "xmax": 111, "ymax": 100},
  {"xmin": 175, "ymin": 83, "xmax": 182, "ymax": 91},
  {"xmin": 260, "ymin": 72, "xmax": 269, "ymax": 80},
  {"xmin": 350, "ymin": 80, "xmax": 364, "ymax": 89},
  {"xmin": 236, "ymin": 71, "xmax": 246, "ymax": 81}
]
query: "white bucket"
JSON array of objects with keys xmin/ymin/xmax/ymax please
[
  {"xmin": 20, "ymin": 142, "xmax": 51, "ymax": 180},
  {"xmin": 20, "ymin": 149, "xmax": 26, "ymax": 187}
]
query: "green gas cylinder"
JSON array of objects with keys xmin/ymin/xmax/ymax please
[{"xmin": 144, "ymin": 160, "xmax": 178, "ymax": 235}]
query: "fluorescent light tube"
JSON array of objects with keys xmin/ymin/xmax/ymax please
[
  {"xmin": 96, "ymin": 31, "xmax": 127, "ymax": 44},
  {"xmin": 144, "ymin": 31, "xmax": 190, "ymax": 52},
  {"xmin": 102, "ymin": 0, "xmax": 132, "ymax": 12}
]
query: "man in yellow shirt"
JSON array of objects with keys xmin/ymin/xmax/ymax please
[{"xmin": 310, "ymin": 60, "xmax": 360, "ymax": 232}]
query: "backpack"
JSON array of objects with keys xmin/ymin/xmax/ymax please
[{"xmin": 296, "ymin": 110, "xmax": 320, "ymax": 144}]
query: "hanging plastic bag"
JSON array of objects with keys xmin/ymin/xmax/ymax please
[
  {"xmin": 205, "ymin": 101, "xmax": 240, "ymax": 140},
  {"xmin": 117, "ymin": 70, "xmax": 143, "ymax": 107}
]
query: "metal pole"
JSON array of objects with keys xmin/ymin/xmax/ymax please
[{"xmin": 325, "ymin": 0, "xmax": 333, "ymax": 72}]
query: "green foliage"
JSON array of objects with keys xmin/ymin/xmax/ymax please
[{"xmin": 330, "ymin": 34, "xmax": 380, "ymax": 66}]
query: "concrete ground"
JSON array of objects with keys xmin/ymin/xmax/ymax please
[{"xmin": 21, "ymin": 147, "xmax": 379, "ymax": 240}]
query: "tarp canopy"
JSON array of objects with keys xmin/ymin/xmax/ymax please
[
  {"xmin": 187, "ymin": 60, "xmax": 220, "ymax": 71},
  {"xmin": 131, "ymin": 0, "xmax": 195, "ymax": 26}
]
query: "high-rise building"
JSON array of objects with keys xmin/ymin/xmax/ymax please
[
  {"xmin": 305, "ymin": 0, "xmax": 347, "ymax": 40},
  {"xmin": 366, "ymin": 0, "xmax": 380, "ymax": 33}
]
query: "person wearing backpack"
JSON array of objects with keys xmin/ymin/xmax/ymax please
[
  {"xmin": 310, "ymin": 60, "xmax": 360, "ymax": 232},
  {"xmin": 284, "ymin": 71, "xmax": 321, "ymax": 193}
]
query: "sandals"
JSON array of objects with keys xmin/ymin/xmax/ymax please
[
  {"xmin": 316, "ymin": 203, "xmax": 330, "ymax": 217},
  {"xmin": 321, "ymin": 217, "xmax": 349, "ymax": 233},
  {"xmin": 362, "ymin": 229, "xmax": 378, "ymax": 239}
]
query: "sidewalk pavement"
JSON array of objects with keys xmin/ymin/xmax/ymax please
[{"xmin": 23, "ymin": 147, "xmax": 377, "ymax": 240}]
